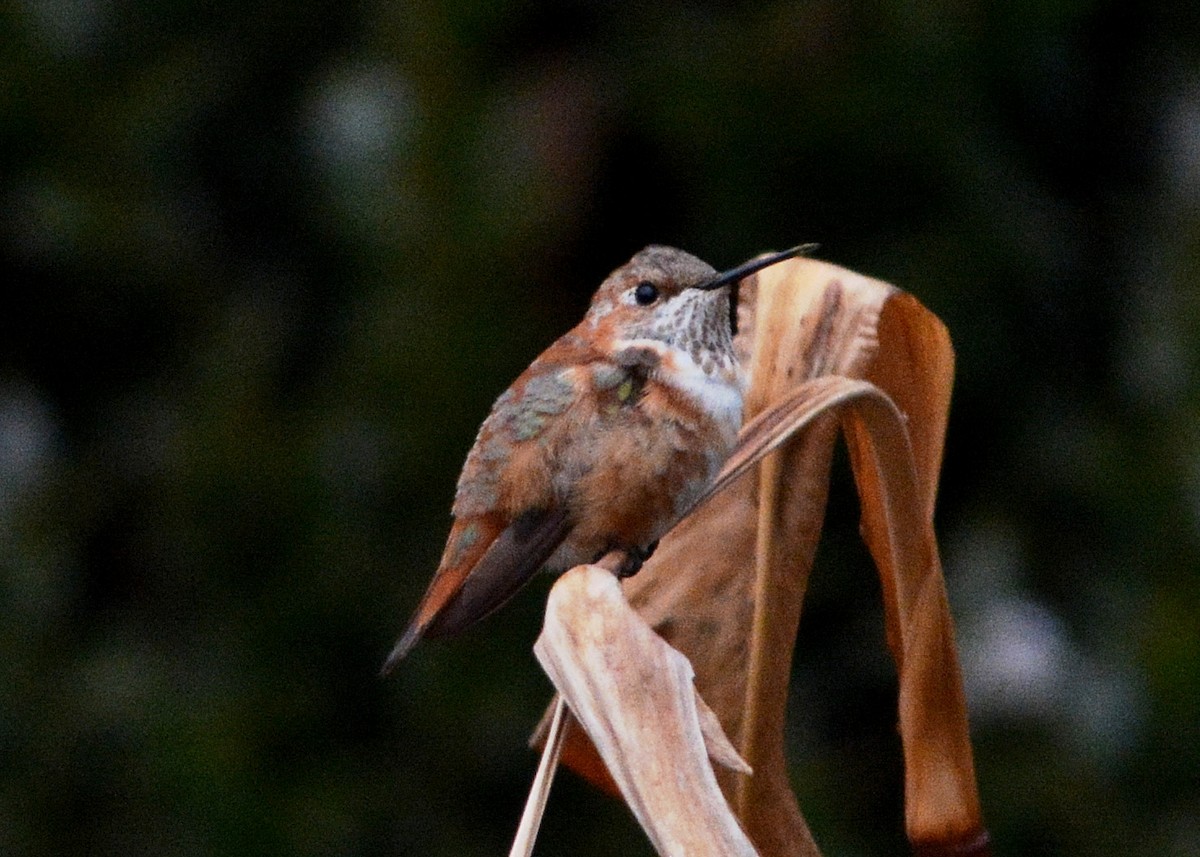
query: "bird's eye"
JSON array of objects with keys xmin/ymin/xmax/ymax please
[{"xmin": 634, "ymin": 281, "xmax": 659, "ymax": 305}]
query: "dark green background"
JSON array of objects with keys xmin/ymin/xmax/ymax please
[{"xmin": 2, "ymin": 1, "xmax": 1198, "ymax": 855}]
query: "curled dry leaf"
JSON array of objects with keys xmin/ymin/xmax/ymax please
[
  {"xmin": 534, "ymin": 564, "xmax": 758, "ymax": 857},
  {"xmin": 533, "ymin": 258, "xmax": 989, "ymax": 857}
]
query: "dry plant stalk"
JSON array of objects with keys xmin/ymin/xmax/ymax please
[
  {"xmin": 508, "ymin": 695, "xmax": 567, "ymax": 857},
  {"xmin": 528, "ymin": 258, "xmax": 989, "ymax": 857}
]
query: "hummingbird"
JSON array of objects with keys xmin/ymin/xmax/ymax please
[{"xmin": 382, "ymin": 243, "xmax": 811, "ymax": 674}]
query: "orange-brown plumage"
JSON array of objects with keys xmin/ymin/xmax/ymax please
[{"xmin": 383, "ymin": 243, "xmax": 810, "ymax": 672}]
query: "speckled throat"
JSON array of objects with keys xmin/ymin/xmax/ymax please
[{"xmin": 643, "ymin": 288, "xmax": 738, "ymax": 379}]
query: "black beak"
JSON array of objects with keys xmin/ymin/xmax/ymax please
[{"xmin": 692, "ymin": 243, "xmax": 818, "ymax": 291}]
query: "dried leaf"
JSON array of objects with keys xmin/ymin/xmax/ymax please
[
  {"xmin": 842, "ymin": 296, "xmax": 984, "ymax": 852},
  {"xmin": 535, "ymin": 258, "xmax": 988, "ymax": 856},
  {"xmin": 694, "ymin": 686, "xmax": 753, "ymax": 777},
  {"xmin": 534, "ymin": 564, "xmax": 758, "ymax": 857}
]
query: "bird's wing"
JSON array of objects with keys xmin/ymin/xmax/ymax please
[
  {"xmin": 383, "ymin": 338, "xmax": 628, "ymax": 673},
  {"xmin": 425, "ymin": 507, "xmax": 571, "ymax": 638},
  {"xmin": 381, "ymin": 507, "xmax": 571, "ymax": 673}
]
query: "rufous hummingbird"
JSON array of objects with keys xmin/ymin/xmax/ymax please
[{"xmin": 382, "ymin": 243, "xmax": 811, "ymax": 673}]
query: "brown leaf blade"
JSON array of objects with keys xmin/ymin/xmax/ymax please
[
  {"xmin": 534, "ymin": 564, "xmax": 758, "ymax": 857},
  {"xmin": 533, "ymin": 259, "xmax": 987, "ymax": 856},
  {"xmin": 842, "ymin": 298, "xmax": 988, "ymax": 854},
  {"xmin": 706, "ymin": 260, "xmax": 902, "ymax": 855}
]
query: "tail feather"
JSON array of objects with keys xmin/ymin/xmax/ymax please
[{"xmin": 381, "ymin": 508, "xmax": 571, "ymax": 675}]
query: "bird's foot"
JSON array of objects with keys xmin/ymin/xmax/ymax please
[
  {"xmin": 615, "ymin": 540, "xmax": 659, "ymax": 579},
  {"xmin": 592, "ymin": 541, "xmax": 660, "ymax": 578}
]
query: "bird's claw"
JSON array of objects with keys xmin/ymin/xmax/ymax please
[{"xmin": 615, "ymin": 539, "xmax": 659, "ymax": 579}]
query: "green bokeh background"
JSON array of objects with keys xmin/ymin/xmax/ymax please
[{"xmin": 3, "ymin": 1, "xmax": 1198, "ymax": 855}]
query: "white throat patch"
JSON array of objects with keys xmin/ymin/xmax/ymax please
[{"xmin": 613, "ymin": 337, "xmax": 745, "ymax": 435}]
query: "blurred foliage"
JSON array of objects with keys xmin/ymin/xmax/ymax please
[{"xmin": 2, "ymin": 0, "xmax": 1199, "ymax": 855}]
